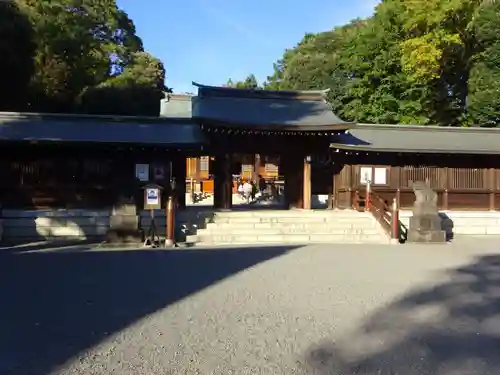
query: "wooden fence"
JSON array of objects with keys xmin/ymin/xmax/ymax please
[{"xmin": 335, "ymin": 165, "xmax": 499, "ymax": 211}]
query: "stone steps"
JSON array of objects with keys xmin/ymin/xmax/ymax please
[
  {"xmin": 190, "ymin": 209, "xmax": 390, "ymax": 245},
  {"xmin": 204, "ymin": 222, "xmax": 376, "ymax": 229},
  {"xmin": 189, "ymin": 234, "xmax": 386, "ymax": 245},
  {"xmin": 201, "ymin": 226, "xmax": 380, "ymax": 236}
]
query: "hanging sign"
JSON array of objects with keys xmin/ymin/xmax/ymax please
[{"xmin": 146, "ymin": 187, "xmax": 159, "ymax": 206}]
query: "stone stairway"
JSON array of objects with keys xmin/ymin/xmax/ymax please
[{"xmin": 187, "ymin": 209, "xmax": 390, "ymax": 246}]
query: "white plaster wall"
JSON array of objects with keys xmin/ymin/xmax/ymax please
[
  {"xmin": 0, "ymin": 209, "xmax": 208, "ymax": 242},
  {"xmin": 399, "ymin": 210, "xmax": 500, "ymax": 236},
  {"xmin": 1, "ymin": 209, "xmax": 111, "ymax": 242}
]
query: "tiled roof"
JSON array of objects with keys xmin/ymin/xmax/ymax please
[
  {"xmin": 331, "ymin": 124, "xmax": 500, "ymax": 154},
  {"xmin": 0, "ymin": 112, "xmax": 205, "ymax": 146},
  {"xmin": 192, "ymin": 82, "xmax": 352, "ymax": 131}
]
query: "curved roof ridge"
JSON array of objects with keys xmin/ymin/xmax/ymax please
[{"xmin": 192, "ymin": 81, "xmax": 330, "ymax": 100}]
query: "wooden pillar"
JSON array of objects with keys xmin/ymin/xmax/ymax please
[
  {"xmin": 327, "ymin": 175, "xmax": 334, "ymax": 210},
  {"xmin": 442, "ymin": 167, "xmax": 449, "ymax": 210},
  {"xmin": 303, "ymin": 157, "xmax": 312, "ymax": 210},
  {"xmin": 489, "ymin": 168, "xmax": 496, "ymax": 211},
  {"xmin": 213, "ymin": 154, "xmax": 232, "ymax": 210},
  {"xmin": 331, "ymin": 172, "xmax": 339, "ymax": 209},
  {"xmin": 282, "ymin": 153, "xmax": 304, "ymax": 209},
  {"xmin": 171, "ymin": 155, "xmax": 186, "ymax": 209},
  {"xmin": 253, "ymin": 154, "xmax": 261, "ymax": 182}
]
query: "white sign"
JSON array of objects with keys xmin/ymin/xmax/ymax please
[
  {"xmin": 146, "ymin": 188, "xmax": 159, "ymax": 206},
  {"xmin": 360, "ymin": 167, "xmax": 372, "ymax": 184},
  {"xmin": 374, "ymin": 167, "xmax": 387, "ymax": 185},
  {"xmin": 135, "ymin": 164, "xmax": 149, "ymax": 181}
]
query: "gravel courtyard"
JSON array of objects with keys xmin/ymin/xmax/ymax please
[{"xmin": 1, "ymin": 239, "xmax": 500, "ymax": 375}]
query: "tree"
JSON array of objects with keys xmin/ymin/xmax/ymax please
[
  {"xmin": 263, "ymin": 0, "xmax": 500, "ymax": 127},
  {"xmin": 4, "ymin": 0, "xmax": 167, "ymax": 115},
  {"xmin": 466, "ymin": 0, "xmax": 500, "ymax": 126},
  {"xmin": 77, "ymin": 52, "xmax": 168, "ymax": 116},
  {"xmin": 225, "ymin": 74, "xmax": 260, "ymax": 89},
  {"xmin": 0, "ymin": 1, "xmax": 36, "ymax": 111}
]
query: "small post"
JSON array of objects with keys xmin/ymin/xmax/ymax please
[
  {"xmin": 190, "ymin": 177, "xmax": 196, "ymax": 204},
  {"xmin": 365, "ymin": 180, "xmax": 371, "ymax": 211},
  {"xmin": 443, "ymin": 188, "xmax": 449, "ymax": 210},
  {"xmin": 303, "ymin": 155, "xmax": 312, "ymax": 210},
  {"xmin": 165, "ymin": 195, "xmax": 175, "ymax": 247},
  {"xmin": 391, "ymin": 197, "xmax": 399, "ymax": 241},
  {"xmin": 165, "ymin": 177, "xmax": 177, "ymax": 247}
]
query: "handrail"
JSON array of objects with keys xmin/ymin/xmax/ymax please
[
  {"xmin": 353, "ymin": 182, "xmax": 403, "ymax": 242},
  {"xmin": 368, "ymin": 188, "xmax": 392, "ymax": 236}
]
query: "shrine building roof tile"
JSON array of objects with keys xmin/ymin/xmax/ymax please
[
  {"xmin": 331, "ymin": 123, "xmax": 500, "ymax": 154},
  {"xmin": 0, "ymin": 112, "xmax": 205, "ymax": 146}
]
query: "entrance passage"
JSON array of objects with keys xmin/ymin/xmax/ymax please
[{"xmin": 186, "ymin": 153, "xmax": 337, "ymax": 211}]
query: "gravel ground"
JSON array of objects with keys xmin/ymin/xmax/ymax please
[{"xmin": 1, "ymin": 239, "xmax": 500, "ymax": 375}]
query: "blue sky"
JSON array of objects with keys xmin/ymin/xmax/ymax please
[{"xmin": 117, "ymin": 0, "xmax": 380, "ymax": 94}]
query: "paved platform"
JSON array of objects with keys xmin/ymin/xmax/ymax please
[{"xmin": 1, "ymin": 239, "xmax": 499, "ymax": 374}]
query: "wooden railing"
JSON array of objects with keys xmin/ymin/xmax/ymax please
[
  {"xmin": 334, "ymin": 165, "xmax": 500, "ymax": 211},
  {"xmin": 354, "ymin": 181, "xmax": 403, "ymax": 243}
]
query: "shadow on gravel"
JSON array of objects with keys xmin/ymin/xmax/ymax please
[
  {"xmin": 0, "ymin": 245, "xmax": 299, "ymax": 375},
  {"xmin": 0, "ymin": 239, "xmax": 100, "ymax": 253},
  {"xmin": 304, "ymin": 254, "xmax": 500, "ymax": 375}
]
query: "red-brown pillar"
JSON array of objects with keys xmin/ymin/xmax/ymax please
[
  {"xmin": 171, "ymin": 155, "xmax": 186, "ymax": 209},
  {"xmin": 213, "ymin": 154, "xmax": 233, "ymax": 210},
  {"xmin": 303, "ymin": 156, "xmax": 312, "ymax": 210}
]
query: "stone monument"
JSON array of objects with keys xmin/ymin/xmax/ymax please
[
  {"xmin": 106, "ymin": 196, "xmax": 143, "ymax": 244},
  {"xmin": 407, "ymin": 181, "xmax": 446, "ymax": 243}
]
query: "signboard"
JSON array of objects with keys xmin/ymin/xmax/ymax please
[
  {"xmin": 146, "ymin": 188, "xmax": 159, "ymax": 206},
  {"xmin": 135, "ymin": 164, "xmax": 149, "ymax": 182},
  {"xmin": 374, "ymin": 167, "xmax": 387, "ymax": 185},
  {"xmin": 360, "ymin": 167, "xmax": 372, "ymax": 184}
]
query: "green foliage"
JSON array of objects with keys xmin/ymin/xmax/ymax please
[
  {"xmin": 3, "ymin": 0, "xmax": 167, "ymax": 114},
  {"xmin": 466, "ymin": 1, "xmax": 500, "ymax": 127},
  {"xmin": 0, "ymin": 1, "xmax": 36, "ymax": 111},
  {"xmin": 77, "ymin": 52, "xmax": 167, "ymax": 116},
  {"xmin": 264, "ymin": 0, "xmax": 500, "ymax": 127},
  {"xmin": 226, "ymin": 74, "xmax": 260, "ymax": 89}
]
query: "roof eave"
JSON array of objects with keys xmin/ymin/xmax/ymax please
[
  {"xmin": 197, "ymin": 117, "xmax": 353, "ymax": 132},
  {"xmin": 0, "ymin": 111, "xmax": 194, "ymax": 124},
  {"xmin": 354, "ymin": 123, "xmax": 500, "ymax": 134},
  {"xmin": 329, "ymin": 143, "xmax": 500, "ymax": 155}
]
